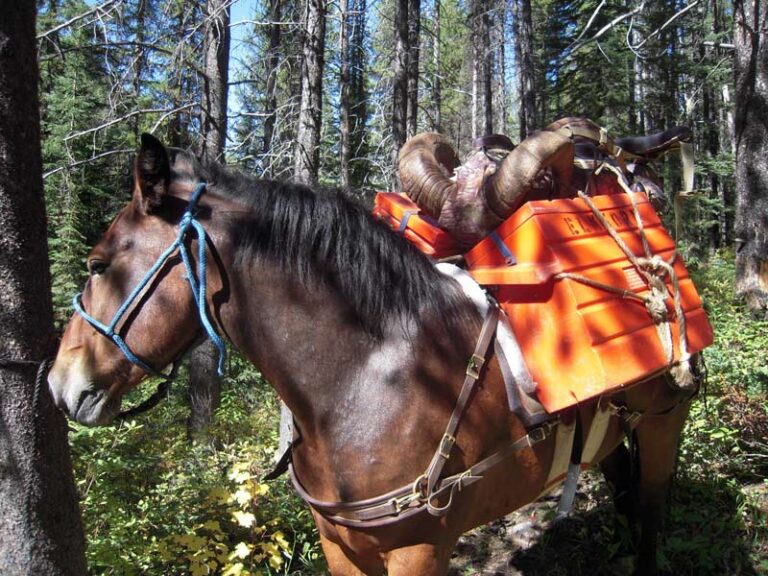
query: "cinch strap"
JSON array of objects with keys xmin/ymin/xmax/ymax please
[{"xmin": 72, "ymin": 182, "xmax": 227, "ymax": 379}]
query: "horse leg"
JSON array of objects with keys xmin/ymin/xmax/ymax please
[
  {"xmin": 633, "ymin": 405, "xmax": 690, "ymax": 575},
  {"xmin": 599, "ymin": 441, "xmax": 638, "ymax": 525},
  {"xmin": 319, "ymin": 533, "xmax": 384, "ymax": 576},
  {"xmin": 384, "ymin": 542, "xmax": 455, "ymax": 576}
]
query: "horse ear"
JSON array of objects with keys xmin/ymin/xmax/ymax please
[{"xmin": 134, "ymin": 133, "xmax": 170, "ymax": 213}]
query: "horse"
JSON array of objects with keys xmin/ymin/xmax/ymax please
[{"xmin": 48, "ymin": 133, "xmax": 696, "ymax": 575}]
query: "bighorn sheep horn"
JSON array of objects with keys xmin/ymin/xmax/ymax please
[
  {"xmin": 398, "ymin": 133, "xmax": 461, "ymax": 218},
  {"xmin": 399, "ymin": 125, "xmax": 575, "ymax": 247}
]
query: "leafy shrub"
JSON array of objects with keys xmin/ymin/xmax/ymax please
[{"xmin": 70, "ymin": 361, "xmax": 324, "ymax": 575}]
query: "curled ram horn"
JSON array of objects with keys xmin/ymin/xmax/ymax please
[{"xmin": 399, "ymin": 126, "xmax": 575, "ymax": 247}]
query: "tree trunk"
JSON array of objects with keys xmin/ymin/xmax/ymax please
[
  {"xmin": 200, "ymin": 0, "xmax": 231, "ymax": 164},
  {"xmin": 294, "ymin": 0, "xmax": 327, "ymax": 185},
  {"xmin": 392, "ymin": 0, "xmax": 408, "ymax": 186},
  {"xmin": 131, "ymin": 0, "xmax": 148, "ymax": 139},
  {"xmin": 481, "ymin": 4, "xmax": 493, "ymax": 136},
  {"xmin": 407, "ymin": 0, "xmax": 421, "ymax": 138},
  {"xmin": 263, "ymin": 0, "xmax": 282, "ymax": 156},
  {"xmin": 513, "ymin": 0, "xmax": 535, "ymax": 139},
  {"xmin": 432, "ymin": 0, "xmax": 442, "ymax": 133},
  {"xmin": 349, "ymin": 0, "xmax": 368, "ymax": 187},
  {"xmin": 733, "ymin": 0, "xmax": 768, "ymax": 317},
  {"xmin": 495, "ymin": 3, "xmax": 507, "ymax": 136},
  {"xmin": 190, "ymin": 0, "xmax": 231, "ymax": 441},
  {"xmin": 0, "ymin": 3, "xmax": 87, "ymax": 573},
  {"xmin": 340, "ymin": 0, "xmax": 351, "ymax": 189}
]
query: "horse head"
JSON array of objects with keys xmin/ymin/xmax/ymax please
[{"xmin": 48, "ymin": 134, "xmax": 209, "ymax": 425}]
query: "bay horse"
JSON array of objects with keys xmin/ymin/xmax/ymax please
[{"xmin": 48, "ymin": 134, "xmax": 695, "ymax": 575}]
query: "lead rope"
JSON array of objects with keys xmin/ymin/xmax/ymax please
[{"xmin": 553, "ymin": 163, "xmax": 694, "ymax": 389}]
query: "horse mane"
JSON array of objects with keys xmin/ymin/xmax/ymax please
[{"xmin": 168, "ymin": 150, "xmax": 475, "ymax": 337}]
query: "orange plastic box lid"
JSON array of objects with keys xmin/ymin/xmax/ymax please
[
  {"xmin": 465, "ymin": 192, "xmax": 713, "ymax": 413},
  {"xmin": 374, "ymin": 193, "xmax": 460, "ymax": 259}
]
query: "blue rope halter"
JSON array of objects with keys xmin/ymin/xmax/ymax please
[{"xmin": 72, "ymin": 182, "xmax": 227, "ymax": 379}]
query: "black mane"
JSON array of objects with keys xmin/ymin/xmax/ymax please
[{"xmin": 169, "ymin": 150, "xmax": 473, "ymax": 336}]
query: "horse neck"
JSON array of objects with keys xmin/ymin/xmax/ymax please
[{"xmin": 215, "ymin": 251, "xmax": 415, "ymax": 433}]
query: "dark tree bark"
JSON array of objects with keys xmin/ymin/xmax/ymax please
[
  {"xmin": 480, "ymin": 4, "xmax": 493, "ymax": 136},
  {"xmin": 432, "ymin": 0, "xmax": 442, "ymax": 133},
  {"xmin": 407, "ymin": 0, "xmax": 421, "ymax": 138},
  {"xmin": 340, "ymin": 0, "xmax": 351, "ymax": 189},
  {"xmin": 294, "ymin": 0, "xmax": 327, "ymax": 185},
  {"xmin": 392, "ymin": 0, "xmax": 408, "ymax": 184},
  {"xmin": 348, "ymin": 0, "xmax": 368, "ymax": 187},
  {"xmin": 0, "ymin": 3, "xmax": 87, "ymax": 573},
  {"xmin": 495, "ymin": 3, "xmax": 507, "ymax": 136},
  {"xmin": 513, "ymin": 0, "xmax": 535, "ymax": 139},
  {"xmin": 263, "ymin": 0, "xmax": 282, "ymax": 155},
  {"xmin": 168, "ymin": 3, "xmax": 193, "ymax": 148},
  {"xmin": 131, "ymin": 0, "xmax": 148, "ymax": 139},
  {"xmin": 199, "ymin": 0, "xmax": 231, "ymax": 164},
  {"xmin": 733, "ymin": 0, "xmax": 768, "ymax": 317},
  {"xmin": 190, "ymin": 0, "xmax": 231, "ymax": 441}
]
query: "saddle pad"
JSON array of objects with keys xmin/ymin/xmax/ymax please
[{"xmin": 436, "ymin": 263, "xmax": 547, "ymax": 426}]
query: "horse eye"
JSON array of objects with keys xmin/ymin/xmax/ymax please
[{"xmin": 88, "ymin": 259, "xmax": 109, "ymax": 276}]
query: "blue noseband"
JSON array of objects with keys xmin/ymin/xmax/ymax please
[{"xmin": 72, "ymin": 182, "xmax": 227, "ymax": 379}]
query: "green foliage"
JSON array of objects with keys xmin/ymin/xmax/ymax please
[
  {"xmin": 668, "ymin": 251, "xmax": 768, "ymax": 573},
  {"xmin": 692, "ymin": 252, "xmax": 768, "ymax": 394},
  {"xmin": 70, "ymin": 365, "xmax": 325, "ymax": 575}
]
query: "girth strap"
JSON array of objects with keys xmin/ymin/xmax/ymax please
[{"xmin": 286, "ymin": 304, "xmax": 556, "ymax": 528}]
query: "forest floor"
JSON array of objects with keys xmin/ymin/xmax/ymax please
[{"xmin": 447, "ymin": 469, "xmax": 768, "ymax": 576}]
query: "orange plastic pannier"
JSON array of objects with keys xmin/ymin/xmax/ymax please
[
  {"xmin": 373, "ymin": 193, "xmax": 460, "ymax": 260},
  {"xmin": 464, "ymin": 192, "xmax": 713, "ymax": 413}
]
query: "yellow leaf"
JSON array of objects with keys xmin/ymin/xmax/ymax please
[
  {"xmin": 268, "ymin": 553, "xmax": 284, "ymax": 571},
  {"xmin": 232, "ymin": 511, "xmax": 256, "ymax": 528},
  {"xmin": 222, "ymin": 562, "xmax": 244, "ymax": 576},
  {"xmin": 207, "ymin": 487, "xmax": 231, "ymax": 504},
  {"xmin": 232, "ymin": 488, "xmax": 252, "ymax": 506},
  {"xmin": 252, "ymin": 483, "xmax": 270, "ymax": 496},
  {"xmin": 202, "ymin": 520, "xmax": 222, "ymax": 533},
  {"xmin": 229, "ymin": 541, "xmax": 253, "ymax": 560},
  {"xmin": 189, "ymin": 561, "xmax": 208, "ymax": 576},
  {"xmin": 272, "ymin": 531, "xmax": 290, "ymax": 551}
]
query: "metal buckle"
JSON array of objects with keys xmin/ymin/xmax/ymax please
[
  {"xmin": 389, "ymin": 493, "xmax": 416, "ymax": 513},
  {"xmin": 609, "ymin": 403, "xmax": 642, "ymax": 426},
  {"xmin": 528, "ymin": 421, "xmax": 555, "ymax": 444},
  {"xmin": 466, "ymin": 354, "xmax": 485, "ymax": 380},
  {"xmin": 439, "ymin": 433, "xmax": 456, "ymax": 459}
]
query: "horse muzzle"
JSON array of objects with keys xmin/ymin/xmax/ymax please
[{"xmin": 48, "ymin": 357, "xmax": 121, "ymax": 426}]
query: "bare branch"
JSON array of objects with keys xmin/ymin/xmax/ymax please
[
  {"xmin": 572, "ymin": 0, "xmax": 607, "ymax": 46},
  {"xmin": 63, "ymin": 105, "xmax": 197, "ymax": 142},
  {"xmin": 703, "ymin": 41, "xmax": 735, "ymax": 50},
  {"xmin": 37, "ymin": 0, "xmax": 121, "ymax": 40},
  {"xmin": 149, "ymin": 104, "xmax": 197, "ymax": 133},
  {"xmin": 43, "ymin": 149, "xmax": 134, "ymax": 180},
  {"xmin": 570, "ymin": 2, "xmax": 645, "ymax": 55},
  {"xmin": 630, "ymin": 0, "xmax": 701, "ymax": 50},
  {"xmin": 230, "ymin": 20, "xmax": 297, "ymax": 28}
]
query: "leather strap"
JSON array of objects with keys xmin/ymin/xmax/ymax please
[{"xmin": 286, "ymin": 304, "xmax": 562, "ymax": 528}]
